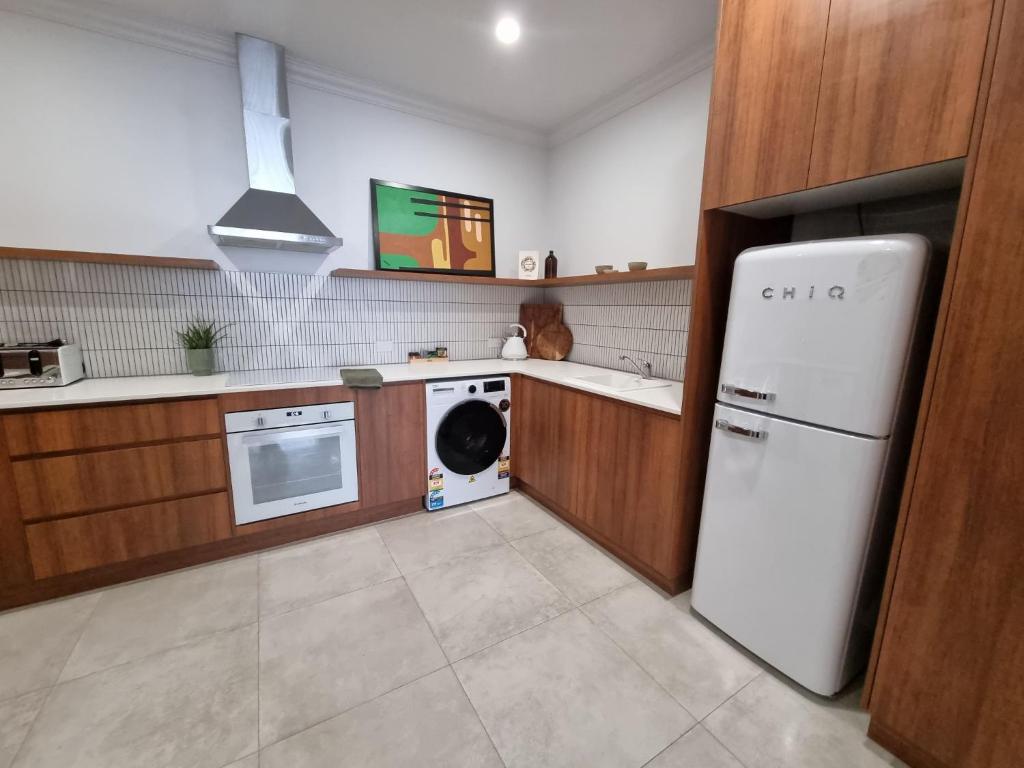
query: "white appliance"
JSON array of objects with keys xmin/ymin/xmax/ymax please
[
  {"xmin": 225, "ymin": 401, "xmax": 358, "ymax": 524},
  {"xmin": 501, "ymin": 324, "xmax": 528, "ymax": 360},
  {"xmin": 426, "ymin": 377, "xmax": 511, "ymax": 510},
  {"xmin": 692, "ymin": 234, "xmax": 930, "ymax": 696}
]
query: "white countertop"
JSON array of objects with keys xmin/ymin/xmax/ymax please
[{"xmin": 0, "ymin": 359, "xmax": 683, "ymax": 415}]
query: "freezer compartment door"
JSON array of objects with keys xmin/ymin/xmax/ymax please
[
  {"xmin": 692, "ymin": 404, "xmax": 889, "ymax": 696},
  {"xmin": 718, "ymin": 234, "xmax": 928, "ymax": 436}
]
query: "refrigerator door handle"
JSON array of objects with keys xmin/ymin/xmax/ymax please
[
  {"xmin": 715, "ymin": 418, "xmax": 768, "ymax": 441},
  {"xmin": 721, "ymin": 384, "xmax": 776, "ymax": 402}
]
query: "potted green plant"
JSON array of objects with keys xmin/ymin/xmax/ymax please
[{"xmin": 176, "ymin": 321, "xmax": 229, "ymax": 376}]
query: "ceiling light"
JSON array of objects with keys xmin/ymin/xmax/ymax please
[{"xmin": 495, "ymin": 17, "xmax": 521, "ymax": 45}]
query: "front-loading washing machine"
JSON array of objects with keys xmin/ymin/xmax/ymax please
[{"xmin": 425, "ymin": 376, "xmax": 511, "ymax": 510}]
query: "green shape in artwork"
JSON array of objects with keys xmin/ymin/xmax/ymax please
[
  {"xmin": 376, "ymin": 185, "xmax": 439, "ymax": 236},
  {"xmin": 380, "ymin": 253, "xmax": 421, "ymax": 269}
]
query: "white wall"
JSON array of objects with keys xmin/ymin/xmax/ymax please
[
  {"xmin": 547, "ymin": 68, "xmax": 713, "ymax": 275},
  {"xmin": 0, "ymin": 12, "xmax": 548, "ymax": 276}
]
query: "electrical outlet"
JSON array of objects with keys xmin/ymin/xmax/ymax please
[
  {"xmin": 487, "ymin": 337, "xmax": 502, "ymax": 349},
  {"xmin": 373, "ymin": 340, "xmax": 394, "ymax": 353}
]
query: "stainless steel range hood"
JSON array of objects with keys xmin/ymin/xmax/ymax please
[{"xmin": 209, "ymin": 34, "xmax": 342, "ymax": 254}]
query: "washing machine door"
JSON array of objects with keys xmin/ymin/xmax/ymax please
[{"xmin": 436, "ymin": 400, "xmax": 507, "ymax": 475}]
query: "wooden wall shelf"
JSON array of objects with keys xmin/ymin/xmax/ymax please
[
  {"xmin": 329, "ymin": 265, "xmax": 696, "ymax": 286},
  {"xmin": 0, "ymin": 246, "xmax": 220, "ymax": 271},
  {"xmin": 0, "ymin": 247, "xmax": 695, "ymax": 285}
]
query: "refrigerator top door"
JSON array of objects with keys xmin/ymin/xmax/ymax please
[{"xmin": 718, "ymin": 234, "xmax": 929, "ymax": 437}]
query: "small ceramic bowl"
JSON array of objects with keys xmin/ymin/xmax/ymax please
[
  {"xmin": 595, "ymin": 264, "xmax": 614, "ymax": 274},
  {"xmin": 628, "ymin": 261, "xmax": 648, "ymax": 271}
]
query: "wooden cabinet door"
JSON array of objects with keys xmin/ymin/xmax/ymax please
[
  {"xmin": 702, "ymin": 0, "xmax": 830, "ymax": 208},
  {"xmin": 576, "ymin": 395, "xmax": 683, "ymax": 579},
  {"xmin": 809, "ymin": 0, "xmax": 993, "ymax": 187},
  {"xmin": 867, "ymin": 3, "xmax": 1024, "ymax": 765},
  {"xmin": 356, "ymin": 383, "xmax": 426, "ymax": 508},
  {"xmin": 515, "ymin": 378, "xmax": 579, "ymax": 512}
]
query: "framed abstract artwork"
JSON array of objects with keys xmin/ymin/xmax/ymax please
[{"xmin": 371, "ymin": 179, "xmax": 495, "ymax": 277}]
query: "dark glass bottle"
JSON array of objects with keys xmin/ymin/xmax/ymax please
[{"xmin": 544, "ymin": 250, "xmax": 558, "ymax": 278}]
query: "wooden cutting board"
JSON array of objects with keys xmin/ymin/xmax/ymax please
[
  {"xmin": 519, "ymin": 304, "xmax": 564, "ymax": 358},
  {"xmin": 534, "ymin": 323, "xmax": 573, "ymax": 361}
]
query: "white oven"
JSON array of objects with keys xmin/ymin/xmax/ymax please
[{"xmin": 225, "ymin": 401, "xmax": 359, "ymax": 525}]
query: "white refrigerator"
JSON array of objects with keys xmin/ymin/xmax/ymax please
[{"xmin": 691, "ymin": 234, "xmax": 930, "ymax": 696}]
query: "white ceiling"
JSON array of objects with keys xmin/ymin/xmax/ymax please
[{"xmin": 65, "ymin": 0, "xmax": 719, "ymax": 136}]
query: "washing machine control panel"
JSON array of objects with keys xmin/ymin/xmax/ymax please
[{"xmin": 483, "ymin": 380, "xmax": 506, "ymax": 393}]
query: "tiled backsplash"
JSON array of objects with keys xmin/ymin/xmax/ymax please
[
  {"xmin": 546, "ymin": 281, "xmax": 690, "ymax": 380},
  {"xmin": 0, "ymin": 259, "xmax": 692, "ymax": 381}
]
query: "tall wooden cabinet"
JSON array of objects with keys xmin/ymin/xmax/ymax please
[
  {"xmin": 809, "ymin": 0, "xmax": 993, "ymax": 186},
  {"xmin": 701, "ymin": 0, "xmax": 830, "ymax": 209},
  {"xmin": 703, "ymin": 0, "xmax": 995, "ymax": 207},
  {"xmin": 864, "ymin": 1, "xmax": 1024, "ymax": 766}
]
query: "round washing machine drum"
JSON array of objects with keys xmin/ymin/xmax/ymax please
[{"xmin": 436, "ymin": 400, "xmax": 507, "ymax": 475}]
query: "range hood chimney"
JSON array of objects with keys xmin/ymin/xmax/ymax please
[{"xmin": 209, "ymin": 34, "xmax": 343, "ymax": 254}]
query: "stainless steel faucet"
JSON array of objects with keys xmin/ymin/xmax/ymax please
[{"xmin": 619, "ymin": 355, "xmax": 652, "ymax": 379}]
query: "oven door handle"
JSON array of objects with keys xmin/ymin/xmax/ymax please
[{"xmin": 235, "ymin": 421, "xmax": 351, "ymax": 448}]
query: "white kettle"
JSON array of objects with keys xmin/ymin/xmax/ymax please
[{"xmin": 501, "ymin": 324, "xmax": 528, "ymax": 360}]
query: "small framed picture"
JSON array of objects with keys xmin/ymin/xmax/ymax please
[
  {"xmin": 518, "ymin": 250, "xmax": 540, "ymax": 280},
  {"xmin": 371, "ymin": 179, "xmax": 495, "ymax": 277}
]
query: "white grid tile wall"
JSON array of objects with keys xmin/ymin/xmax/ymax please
[
  {"xmin": 0, "ymin": 260, "xmax": 691, "ymax": 381},
  {"xmin": 545, "ymin": 280, "xmax": 691, "ymax": 380}
]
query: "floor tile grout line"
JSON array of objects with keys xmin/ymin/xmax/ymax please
[
  {"xmin": 8, "ymin": 594, "xmax": 104, "ymax": 767},
  {"xmin": 257, "ymin": 662, "xmax": 449, "ymax": 756},
  {"xmin": 0, "ymin": 682, "xmax": 54, "ymax": 708},
  {"xmin": 450, "ymin": 659, "xmax": 510, "ymax": 768},
  {"xmin": 447, "ymin": 601, "xmax": 578, "ymax": 665},
  {"xmin": 465, "ymin": 498, "xmax": 581, "ymax": 611},
  {"xmin": 258, "ymin": 573, "xmax": 405, "ymax": 622},
  {"xmin": 374, "ymin": 510, "xmax": 507, "ymax": 579},
  {"xmin": 639, "ymin": 721, "xmax": 702, "ymax": 768},
  {"xmin": 703, "ymin": 724, "xmax": 753, "ymax": 768},
  {"xmin": 395, "ymin": 566, "xmax": 506, "ymax": 767},
  {"xmin": 576, "ymin": 600, "xmax": 703, "ymax": 725},
  {"xmin": 39, "ymin": 560, "xmax": 263, "ymax": 689},
  {"xmin": 700, "ymin": 669, "xmax": 765, "ymax": 723}
]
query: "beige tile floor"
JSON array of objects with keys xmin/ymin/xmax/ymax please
[{"xmin": 0, "ymin": 491, "xmax": 907, "ymax": 768}]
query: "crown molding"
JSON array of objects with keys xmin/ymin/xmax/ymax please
[
  {"xmin": 0, "ymin": 0, "xmax": 547, "ymax": 146},
  {"xmin": 548, "ymin": 42, "xmax": 716, "ymax": 147},
  {"xmin": 2, "ymin": 0, "xmax": 713, "ymax": 150}
]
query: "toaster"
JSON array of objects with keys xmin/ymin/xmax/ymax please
[{"xmin": 0, "ymin": 340, "xmax": 85, "ymax": 388}]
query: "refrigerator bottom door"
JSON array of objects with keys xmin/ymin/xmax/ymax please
[{"xmin": 692, "ymin": 404, "xmax": 889, "ymax": 696}]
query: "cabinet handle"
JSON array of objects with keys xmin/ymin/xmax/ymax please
[
  {"xmin": 715, "ymin": 418, "xmax": 768, "ymax": 441},
  {"xmin": 721, "ymin": 384, "xmax": 776, "ymax": 402}
]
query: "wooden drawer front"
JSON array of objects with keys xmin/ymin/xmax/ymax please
[
  {"xmin": 3, "ymin": 398, "xmax": 221, "ymax": 457},
  {"xmin": 25, "ymin": 492, "xmax": 233, "ymax": 578},
  {"xmin": 14, "ymin": 439, "xmax": 226, "ymax": 520}
]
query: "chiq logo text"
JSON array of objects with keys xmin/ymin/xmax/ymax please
[{"xmin": 761, "ymin": 285, "xmax": 845, "ymax": 300}]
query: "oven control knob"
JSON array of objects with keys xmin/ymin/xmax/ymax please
[
  {"xmin": 256, "ymin": 416, "xmax": 265, "ymax": 427},
  {"xmin": 468, "ymin": 385, "xmax": 477, "ymax": 394},
  {"xmin": 499, "ymin": 399, "xmax": 511, "ymax": 412},
  {"xmin": 323, "ymin": 410, "xmax": 331, "ymax": 420}
]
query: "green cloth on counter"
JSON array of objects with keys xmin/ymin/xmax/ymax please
[{"xmin": 340, "ymin": 368, "xmax": 384, "ymax": 389}]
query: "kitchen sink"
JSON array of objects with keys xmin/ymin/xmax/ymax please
[{"xmin": 571, "ymin": 372, "xmax": 672, "ymax": 392}]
